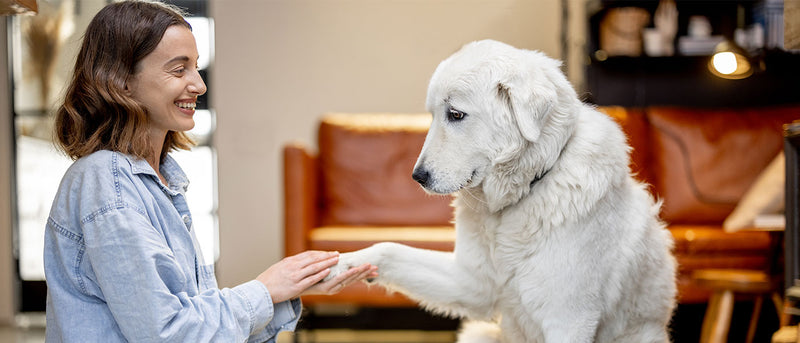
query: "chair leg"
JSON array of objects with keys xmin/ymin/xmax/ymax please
[
  {"xmin": 772, "ymin": 292, "xmax": 790, "ymax": 327},
  {"xmin": 701, "ymin": 290, "xmax": 735, "ymax": 343},
  {"xmin": 746, "ymin": 295, "xmax": 764, "ymax": 343}
]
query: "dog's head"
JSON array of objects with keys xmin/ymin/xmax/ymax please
[{"xmin": 412, "ymin": 40, "xmax": 579, "ymax": 211}]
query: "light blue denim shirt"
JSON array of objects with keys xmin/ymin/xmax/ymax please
[{"xmin": 44, "ymin": 150, "xmax": 301, "ymax": 342}]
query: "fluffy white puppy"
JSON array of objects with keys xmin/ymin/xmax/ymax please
[{"xmin": 327, "ymin": 40, "xmax": 677, "ymax": 343}]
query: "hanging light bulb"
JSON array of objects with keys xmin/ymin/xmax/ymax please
[
  {"xmin": 712, "ymin": 51, "xmax": 739, "ymax": 75},
  {"xmin": 708, "ymin": 41, "xmax": 752, "ymax": 79},
  {"xmin": 708, "ymin": 5, "xmax": 753, "ymax": 81}
]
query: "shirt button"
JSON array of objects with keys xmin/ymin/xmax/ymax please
[{"xmin": 182, "ymin": 215, "xmax": 190, "ymax": 223}]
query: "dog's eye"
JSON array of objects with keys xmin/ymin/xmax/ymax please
[{"xmin": 448, "ymin": 108, "xmax": 467, "ymax": 121}]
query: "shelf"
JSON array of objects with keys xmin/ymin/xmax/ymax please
[{"xmin": 585, "ymin": 50, "xmax": 800, "ymax": 107}]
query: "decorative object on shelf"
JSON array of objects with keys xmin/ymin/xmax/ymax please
[
  {"xmin": 754, "ymin": 0, "xmax": 784, "ymax": 49},
  {"xmin": 679, "ymin": 15, "xmax": 725, "ymax": 56},
  {"xmin": 708, "ymin": 40, "xmax": 752, "ymax": 79},
  {"xmin": 688, "ymin": 15, "xmax": 712, "ymax": 37},
  {"xmin": 0, "ymin": 0, "xmax": 36, "ymax": 15},
  {"xmin": 644, "ymin": 0, "xmax": 678, "ymax": 57},
  {"xmin": 732, "ymin": 4, "xmax": 765, "ymax": 55},
  {"xmin": 599, "ymin": 6, "xmax": 650, "ymax": 57}
]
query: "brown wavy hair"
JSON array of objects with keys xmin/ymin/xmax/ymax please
[{"xmin": 54, "ymin": 0, "xmax": 195, "ymax": 162}]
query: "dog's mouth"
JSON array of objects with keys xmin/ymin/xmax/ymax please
[
  {"xmin": 438, "ymin": 169, "xmax": 478, "ymax": 194},
  {"xmin": 462, "ymin": 169, "xmax": 478, "ymax": 188}
]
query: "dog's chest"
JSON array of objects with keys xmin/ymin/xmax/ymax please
[{"xmin": 457, "ymin": 210, "xmax": 544, "ymax": 281}]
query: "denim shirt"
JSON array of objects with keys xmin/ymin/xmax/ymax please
[{"xmin": 44, "ymin": 150, "xmax": 301, "ymax": 342}]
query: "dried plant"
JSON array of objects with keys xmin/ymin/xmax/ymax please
[{"xmin": 23, "ymin": 1, "xmax": 71, "ymax": 109}]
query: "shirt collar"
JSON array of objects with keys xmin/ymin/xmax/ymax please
[{"xmin": 125, "ymin": 153, "xmax": 190, "ymax": 195}]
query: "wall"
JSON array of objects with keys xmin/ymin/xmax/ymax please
[
  {"xmin": 1, "ymin": 16, "xmax": 17, "ymax": 324},
  {"xmin": 211, "ymin": 0, "xmax": 563, "ymax": 287}
]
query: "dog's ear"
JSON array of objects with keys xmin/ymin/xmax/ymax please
[{"xmin": 497, "ymin": 66, "xmax": 558, "ymax": 143}]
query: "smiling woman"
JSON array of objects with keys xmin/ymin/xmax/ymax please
[
  {"xmin": 41, "ymin": 2, "xmax": 374, "ymax": 341},
  {"xmin": 9, "ymin": 0, "xmax": 220, "ymax": 314}
]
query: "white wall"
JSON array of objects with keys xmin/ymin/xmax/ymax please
[{"xmin": 211, "ymin": 0, "xmax": 563, "ymax": 287}]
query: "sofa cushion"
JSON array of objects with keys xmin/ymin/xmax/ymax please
[
  {"xmin": 646, "ymin": 106, "xmax": 799, "ymax": 224},
  {"xmin": 670, "ymin": 225, "xmax": 771, "ymax": 254},
  {"xmin": 317, "ymin": 113, "xmax": 453, "ymax": 226},
  {"xmin": 308, "ymin": 226, "xmax": 455, "ymax": 252}
]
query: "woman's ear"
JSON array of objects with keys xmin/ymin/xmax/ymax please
[{"xmin": 123, "ymin": 79, "xmax": 134, "ymax": 96}]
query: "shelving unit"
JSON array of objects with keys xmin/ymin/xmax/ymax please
[{"xmin": 584, "ymin": 0, "xmax": 800, "ymax": 107}]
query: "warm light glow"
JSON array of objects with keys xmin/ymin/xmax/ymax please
[
  {"xmin": 712, "ymin": 52, "xmax": 738, "ymax": 75},
  {"xmin": 707, "ymin": 44, "xmax": 752, "ymax": 80}
]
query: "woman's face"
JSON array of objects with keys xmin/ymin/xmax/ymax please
[{"xmin": 127, "ymin": 25, "xmax": 206, "ymax": 139}]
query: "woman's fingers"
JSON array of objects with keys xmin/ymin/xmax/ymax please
[
  {"xmin": 280, "ymin": 251, "xmax": 338, "ymax": 284},
  {"xmin": 343, "ymin": 264, "xmax": 376, "ymax": 285},
  {"xmin": 300, "ymin": 265, "xmax": 332, "ymax": 289},
  {"xmin": 329, "ymin": 264, "xmax": 376, "ymax": 288},
  {"xmin": 291, "ymin": 251, "xmax": 338, "ymax": 269},
  {"xmin": 258, "ymin": 251, "xmax": 341, "ymax": 303},
  {"xmin": 298, "ymin": 254, "xmax": 339, "ymax": 278},
  {"xmin": 300, "ymin": 263, "xmax": 380, "ymax": 296}
]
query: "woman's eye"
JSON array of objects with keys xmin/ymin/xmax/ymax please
[{"xmin": 448, "ymin": 108, "xmax": 466, "ymax": 121}]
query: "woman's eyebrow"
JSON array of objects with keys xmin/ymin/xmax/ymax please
[{"xmin": 164, "ymin": 56, "xmax": 190, "ymax": 66}]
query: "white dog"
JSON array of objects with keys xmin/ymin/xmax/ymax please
[{"xmin": 328, "ymin": 40, "xmax": 677, "ymax": 343}]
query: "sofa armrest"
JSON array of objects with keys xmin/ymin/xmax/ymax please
[{"xmin": 283, "ymin": 143, "xmax": 319, "ymax": 256}]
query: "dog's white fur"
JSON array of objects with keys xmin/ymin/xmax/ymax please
[{"xmin": 327, "ymin": 40, "xmax": 677, "ymax": 343}]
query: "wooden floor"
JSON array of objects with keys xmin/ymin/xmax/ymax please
[
  {"xmin": 0, "ymin": 302, "xmax": 783, "ymax": 343},
  {"xmin": 279, "ymin": 330, "xmax": 456, "ymax": 343},
  {"xmin": 0, "ymin": 312, "xmax": 457, "ymax": 343}
]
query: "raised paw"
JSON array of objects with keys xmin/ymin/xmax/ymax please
[{"xmin": 323, "ymin": 251, "xmax": 364, "ymax": 282}]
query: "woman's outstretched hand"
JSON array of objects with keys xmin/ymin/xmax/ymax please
[
  {"xmin": 256, "ymin": 251, "xmax": 378, "ymax": 304},
  {"xmin": 302, "ymin": 262, "xmax": 378, "ymax": 296}
]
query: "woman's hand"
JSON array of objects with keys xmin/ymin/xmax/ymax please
[
  {"xmin": 301, "ymin": 263, "xmax": 378, "ymax": 296},
  {"xmin": 257, "ymin": 251, "xmax": 340, "ymax": 303},
  {"xmin": 256, "ymin": 251, "xmax": 378, "ymax": 304}
]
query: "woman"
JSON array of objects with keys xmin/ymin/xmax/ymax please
[{"xmin": 44, "ymin": 1, "xmax": 376, "ymax": 342}]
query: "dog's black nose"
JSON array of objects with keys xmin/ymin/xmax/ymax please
[{"xmin": 412, "ymin": 167, "xmax": 430, "ymax": 187}]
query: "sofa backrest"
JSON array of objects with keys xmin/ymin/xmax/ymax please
[
  {"xmin": 317, "ymin": 113, "xmax": 453, "ymax": 227},
  {"xmin": 317, "ymin": 107, "xmax": 800, "ymax": 227},
  {"xmin": 610, "ymin": 105, "xmax": 800, "ymax": 225}
]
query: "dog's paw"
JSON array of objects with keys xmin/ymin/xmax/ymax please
[
  {"xmin": 323, "ymin": 250, "xmax": 370, "ymax": 282},
  {"xmin": 322, "ymin": 243, "xmax": 393, "ymax": 283}
]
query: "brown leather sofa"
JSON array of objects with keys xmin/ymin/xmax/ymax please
[{"xmin": 283, "ymin": 106, "xmax": 800, "ymax": 307}]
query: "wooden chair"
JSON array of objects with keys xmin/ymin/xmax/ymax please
[{"xmin": 694, "ymin": 268, "xmax": 785, "ymax": 343}]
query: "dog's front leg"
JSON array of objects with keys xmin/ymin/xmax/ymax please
[{"xmin": 329, "ymin": 242, "xmax": 494, "ymax": 320}]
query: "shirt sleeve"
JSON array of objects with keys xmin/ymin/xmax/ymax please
[
  {"xmin": 81, "ymin": 206, "xmax": 284, "ymax": 342},
  {"xmin": 246, "ymin": 296, "xmax": 302, "ymax": 343}
]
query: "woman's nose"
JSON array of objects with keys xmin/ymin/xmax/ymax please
[{"xmin": 189, "ymin": 70, "xmax": 207, "ymax": 96}]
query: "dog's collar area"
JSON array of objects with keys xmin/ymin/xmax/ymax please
[
  {"xmin": 530, "ymin": 169, "xmax": 549, "ymax": 188},
  {"xmin": 530, "ymin": 135, "xmax": 572, "ymax": 189}
]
